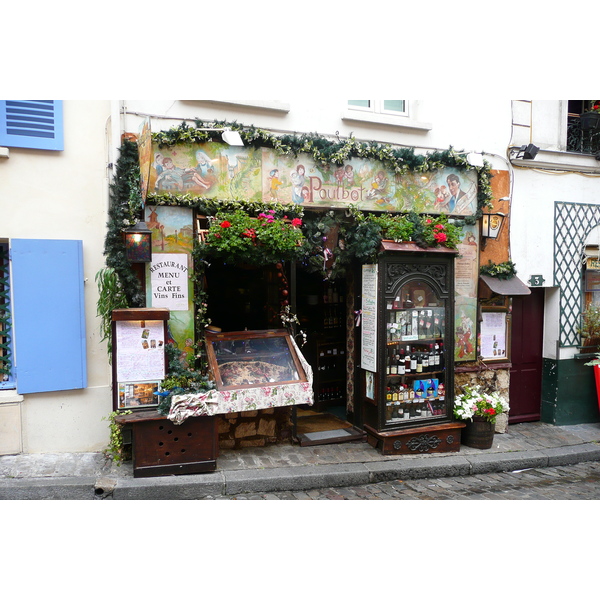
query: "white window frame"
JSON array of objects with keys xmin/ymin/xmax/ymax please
[
  {"xmin": 342, "ymin": 100, "xmax": 431, "ymax": 132},
  {"xmin": 347, "ymin": 100, "xmax": 408, "ymax": 117}
]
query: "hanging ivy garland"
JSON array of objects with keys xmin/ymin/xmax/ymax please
[{"xmin": 104, "ymin": 121, "xmax": 495, "ymax": 306}]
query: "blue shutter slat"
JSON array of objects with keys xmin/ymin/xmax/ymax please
[
  {"xmin": 0, "ymin": 100, "xmax": 64, "ymax": 151},
  {"xmin": 11, "ymin": 239, "xmax": 87, "ymax": 394}
]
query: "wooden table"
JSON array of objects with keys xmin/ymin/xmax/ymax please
[{"xmin": 114, "ymin": 410, "xmax": 218, "ymax": 478}]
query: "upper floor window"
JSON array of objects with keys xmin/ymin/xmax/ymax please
[
  {"xmin": 0, "ymin": 100, "xmax": 64, "ymax": 151},
  {"xmin": 567, "ymin": 100, "xmax": 600, "ymax": 157},
  {"xmin": 348, "ymin": 100, "xmax": 407, "ymax": 116}
]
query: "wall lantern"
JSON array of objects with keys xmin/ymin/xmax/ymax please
[
  {"xmin": 481, "ymin": 212, "xmax": 505, "ymax": 247},
  {"xmin": 124, "ymin": 221, "xmax": 153, "ymax": 263},
  {"xmin": 515, "ymin": 143, "xmax": 539, "ymax": 160}
]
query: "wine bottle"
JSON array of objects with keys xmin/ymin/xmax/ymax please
[
  {"xmin": 398, "ymin": 349, "xmax": 406, "ymax": 375},
  {"xmin": 404, "ymin": 347, "xmax": 412, "ymax": 374},
  {"xmin": 390, "ymin": 347, "xmax": 398, "ymax": 375},
  {"xmin": 433, "ymin": 343, "xmax": 440, "ymax": 368},
  {"xmin": 422, "ymin": 348, "xmax": 429, "ymax": 372},
  {"xmin": 410, "ymin": 347, "xmax": 417, "ymax": 372},
  {"xmin": 416, "ymin": 353, "xmax": 423, "ymax": 373},
  {"xmin": 418, "ymin": 310, "xmax": 426, "ymax": 339}
]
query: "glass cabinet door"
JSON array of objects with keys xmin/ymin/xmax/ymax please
[{"xmin": 383, "ymin": 279, "xmax": 447, "ymax": 426}]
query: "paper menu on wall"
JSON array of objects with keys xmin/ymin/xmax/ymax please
[
  {"xmin": 480, "ymin": 312, "xmax": 507, "ymax": 359},
  {"xmin": 115, "ymin": 320, "xmax": 165, "ymax": 382}
]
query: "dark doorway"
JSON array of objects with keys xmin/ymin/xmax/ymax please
[
  {"xmin": 509, "ymin": 288, "xmax": 545, "ymax": 423},
  {"xmin": 205, "ymin": 261, "xmax": 282, "ymax": 332}
]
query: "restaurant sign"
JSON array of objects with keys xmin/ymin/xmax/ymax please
[{"xmin": 142, "ymin": 141, "xmax": 478, "ymax": 216}]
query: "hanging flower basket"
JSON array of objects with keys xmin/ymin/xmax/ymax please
[{"xmin": 580, "ymin": 112, "xmax": 600, "ymax": 131}]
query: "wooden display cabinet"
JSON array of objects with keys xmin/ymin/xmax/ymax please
[
  {"xmin": 205, "ymin": 329, "xmax": 307, "ymax": 390},
  {"xmin": 360, "ymin": 242, "xmax": 464, "ymax": 454}
]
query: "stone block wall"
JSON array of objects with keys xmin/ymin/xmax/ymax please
[
  {"xmin": 454, "ymin": 366, "xmax": 510, "ymax": 433},
  {"xmin": 217, "ymin": 406, "xmax": 293, "ymax": 449}
]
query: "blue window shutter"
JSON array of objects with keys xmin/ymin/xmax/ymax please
[
  {"xmin": 0, "ymin": 101, "xmax": 64, "ymax": 151},
  {"xmin": 11, "ymin": 239, "xmax": 87, "ymax": 394}
]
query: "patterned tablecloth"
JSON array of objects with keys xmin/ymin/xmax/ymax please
[{"xmin": 168, "ymin": 338, "xmax": 314, "ymax": 424}]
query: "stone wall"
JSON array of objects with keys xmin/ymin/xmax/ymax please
[
  {"xmin": 454, "ymin": 366, "xmax": 510, "ymax": 433},
  {"xmin": 217, "ymin": 407, "xmax": 293, "ymax": 449}
]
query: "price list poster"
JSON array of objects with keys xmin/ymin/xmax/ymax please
[{"xmin": 115, "ymin": 320, "xmax": 165, "ymax": 385}]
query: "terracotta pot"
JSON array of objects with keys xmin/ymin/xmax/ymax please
[{"xmin": 461, "ymin": 416, "xmax": 495, "ymax": 449}]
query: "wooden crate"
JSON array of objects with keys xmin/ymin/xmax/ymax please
[
  {"xmin": 364, "ymin": 422, "xmax": 465, "ymax": 455},
  {"xmin": 115, "ymin": 411, "xmax": 218, "ymax": 478}
]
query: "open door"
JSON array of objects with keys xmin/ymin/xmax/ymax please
[{"xmin": 293, "ymin": 267, "xmax": 364, "ymax": 445}]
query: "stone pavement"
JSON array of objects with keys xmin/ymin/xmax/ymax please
[{"xmin": 1, "ymin": 420, "xmax": 599, "ymax": 499}]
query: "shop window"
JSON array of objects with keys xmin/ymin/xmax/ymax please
[
  {"xmin": 0, "ymin": 100, "xmax": 64, "ymax": 151},
  {"xmin": 8, "ymin": 239, "xmax": 87, "ymax": 394}
]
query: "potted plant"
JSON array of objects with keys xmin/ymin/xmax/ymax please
[
  {"xmin": 578, "ymin": 303, "xmax": 600, "ymax": 351},
  {"xmin": 453, "ymin": 384, "xmax": 509, "ymax": 449},
  {"xmin": 580, "ymin": 103, "xmax": 600, "ymax": 131}
]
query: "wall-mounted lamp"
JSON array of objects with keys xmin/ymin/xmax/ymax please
[
  {"xmin": 481, "ymin": 212, "xmax": 506, "ymax": 247},
  {"xmin": 124, "ymin": 221, "xmax": 153, "ymax": 263},
  {"xmin": 515, "ymin": 143, "xmax": 539, "ymax": 160},
  {"xmin": 466, "ymin": 152, "xmax": 485, "ymax": 167},
  {"xmin": 221, "ymin": 129, "xmax": 244, "ymax": 146}
]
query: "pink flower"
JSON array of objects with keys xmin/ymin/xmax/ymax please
[
  {"xmin": 434, "ymin": 232, "xmax": 447, "ymax": 243},
  {"xmin": 291, "ymin": 218, "xmax": 303, "ymax": 227}
]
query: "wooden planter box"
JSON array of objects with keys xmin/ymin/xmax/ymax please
[
  {"xmin": 364, "ymin": 422, "xmax": 465, "ymax": 455},
  {"xmin": 115, "ymin": 410, "xmax": 218, "ymax": 478}
]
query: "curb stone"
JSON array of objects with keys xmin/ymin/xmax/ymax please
[{"xmin": 2, "ymin": 442, "xmax": 600, "ymax": 499}]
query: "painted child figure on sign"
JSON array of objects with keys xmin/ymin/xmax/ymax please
[
  {"xmin": 155, "ymin": 157, "xmax": 185, "ymax": 191},
  {"xmin": 269, "ymin": 168, "xmax": 282, "ymax": 200},
  {"xmin": 291, "ymin": 164, "xmax": 306, "ymax": 204}
]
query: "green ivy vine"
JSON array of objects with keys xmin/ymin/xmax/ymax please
[{"xmin": 480, "ymin": 260, "xmax": 517, "ymax": 280}]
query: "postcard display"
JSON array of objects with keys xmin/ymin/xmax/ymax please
[
  {"xmin": 111, "ymin": 308, "xmax": 218, "ymax": 478},
  {"xmin": 361, "ymin": 242, "xmax": 465, "ymax": 455}
]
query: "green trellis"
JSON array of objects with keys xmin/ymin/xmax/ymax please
[{"xmin": 554, "ymin": 201, "xmax": 600, "ymax": 347}]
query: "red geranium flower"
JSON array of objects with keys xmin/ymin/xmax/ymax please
[
  {"xmin": 220, "ymin": 221, "xmax": 231, "ymax": 228},
  {"xmin": 291, "ymin": 218, "xmax": 302, "ymax": 227}
]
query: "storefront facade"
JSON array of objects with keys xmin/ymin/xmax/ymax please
[{"xmin": 105, "ymin": 100, "xmax": 523, "ymax": 458}]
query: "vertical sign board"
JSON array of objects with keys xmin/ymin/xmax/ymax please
[
  {"xmin": 11, "ymin": 239, "xmax": 87, "ymax": 394},
  {"xmin": 111, "ymin": 308, "xmax": 169, "ymax": 411},
  {"xmin": 361, "ymin": 264, "xmax": 378, "ymax": 372}
]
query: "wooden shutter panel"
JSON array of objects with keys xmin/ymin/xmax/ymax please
[
  {"xmin": 11, "ymin": 239, "xmax": 87, "ymax": 394},
  {"xmin": 0, "ymin": 101, "xmax": 64, "ymax": 151}
]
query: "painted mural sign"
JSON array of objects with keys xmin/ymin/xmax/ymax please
[
  {"xmin": 144, "ymin": 205, "xmax": 195, "ymax": 368},
  {"xmin": 454, "ymin": 224, "xmax": 478, "ymax": 362},
  {"xmin": 144, "ymin": 142, "xmax": 478, "ymax": 216}
]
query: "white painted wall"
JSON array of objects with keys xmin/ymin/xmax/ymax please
[{"xmin": 0, "ymin": 100, "xmax": 114, "ymax": 453}]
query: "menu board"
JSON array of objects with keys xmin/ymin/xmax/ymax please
[
  {"xmin": 115, "ymin": 319, "xmax": 166, "ymax": 382},
  {"xmin": 361, "ymin": 264, "xmax": 378, "ymax": 372},
  {"xmin": 480, "ymin": 311, "xmax": 508, "ymax": 360}
]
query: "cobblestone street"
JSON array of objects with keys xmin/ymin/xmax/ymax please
[{"xmin": 205, "ymin": 460, "xmax": 600, "ymax": 500}]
